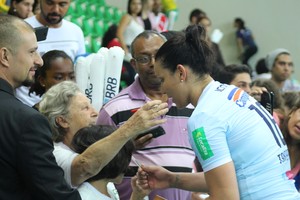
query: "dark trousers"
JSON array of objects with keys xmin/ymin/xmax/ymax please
[{"xmin": 242, "ymin": 45, "xmax": 258, "ymax": 67}]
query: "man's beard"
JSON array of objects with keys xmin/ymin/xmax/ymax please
[
  {"xmin": 45, "ymin": 13, "xmax": 63, "ymax": 24},
  {"xmin": 21, "ymin": 79, "xmax": 34, "ymax": 87},
  {"xmin": 41, "ymin": 9, "xmax": 63, "ymax": 25}
]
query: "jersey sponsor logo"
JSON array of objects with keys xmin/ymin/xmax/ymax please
[
  {"xmin": 277, "ymin": 149, "xmax": 289, "ymax": 164},
  {"xmin": 227, "ymin": 88, "xmax": 249, "ymax": 107},
  {"xmin": 192, "ymin": 127, "xmax": 214, "ymax": 160}
]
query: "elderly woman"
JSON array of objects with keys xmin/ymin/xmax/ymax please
[{"xmin": 39, "ymin": 81, "xmax": 168, "ymax": 187}]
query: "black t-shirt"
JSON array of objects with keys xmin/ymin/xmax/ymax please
[{"xmin": 143, "ymin": 18, "xmax": 152, "ymax": 30}]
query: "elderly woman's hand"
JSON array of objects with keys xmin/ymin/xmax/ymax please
[{"xmin": 122, "ymin": 100, "xmax": 168, "ymax": 138}]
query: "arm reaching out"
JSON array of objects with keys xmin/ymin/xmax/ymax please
[
  {"xmin": 137, "ymin": 165, "xmax": 208, "ymax": 192},
  {"xmin": 71, "ymin": 100, "xmax": 168, "ymax": 186}
]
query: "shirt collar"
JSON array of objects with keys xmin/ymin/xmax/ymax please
[{"xmin": 0, "ymin": 78, "xmax": 14, "ymax": 96}]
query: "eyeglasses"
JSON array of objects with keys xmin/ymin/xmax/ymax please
[{"xmin": 134, "ymin": 54, "xmax": 156, "ymax": 65}]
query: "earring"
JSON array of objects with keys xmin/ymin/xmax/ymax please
[
  {"xmin": 13, "ymin": 8, "xmax": 16, "ymax": 12},
  {"xmin": 180, "ymin": 79, "xmax": 183, "ymax": 82}
]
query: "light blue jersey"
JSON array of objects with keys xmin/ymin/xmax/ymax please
[{"xmin": 188, "ymin": 81, "xmax": 300, "ymax": 200}]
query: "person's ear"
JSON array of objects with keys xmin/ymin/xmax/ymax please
[
  {"xmin": 177, "ymin": 64, "xmax": 187, "ymax": 82},
  {"xmin": 130, "ymin": 58, "xmax": 138, "ymax": 72},
  {"xmin": 0, "ymin": 48, "xmax": 11, "ymax": 68},
  {"xmin": 55, "ymin": 116, "xmax": 69, "ymax": 129},
  {"xmin": 38, "ymin": 75, "xmax": 46, "ymax": 88}
]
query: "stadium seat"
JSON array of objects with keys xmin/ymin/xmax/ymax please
[
  {"xmin": 66, "ymin": 1, "xmax": 76, "ymax": 16},
  {"xmin": 84, "ymin": 35, "xmax": 92, "ymax": 53},
  {"xmin": 71, "ymin": 15, "xmax": 85, "ymax": 27},
  {"xmin": 91, "ymin": 36, "xmax": 102, "ymax": 53},
  {"xmin": 89, "ymin": 0, "xmax": 105, "ymax": 6},
  {"xmin": 113, "ymin": 7, "xmax": 123, "ymax": 23},
  {"xmin": 82, "ymin": 17, "xmax": 94, "ymax": 36},
  {"xmin": 75, "ymin": 1, "xmax": 89, "ymax": 16},
  {"xmin": 104, "ymin": 6, "xmax": 114, "ymax": 21},
  {"xmin": 65, "ymin": 0, "xmax": 124, "ymax": 53},
  {"xmin": 93, "ymin": 19, "xmax": 105, "ymax": 37},
  {"xmin": 94, "ymin": 6, "xmax": 105, "ymax": 19}
]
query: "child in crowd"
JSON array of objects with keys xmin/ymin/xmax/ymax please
[
  {"xmin": 282, "ymin": 91, "xmax": 300, "ymax": 115},
  {"xmin": 72, "ymin": 125, "xmax": 150, "ymax": 200},
  {"xmin": 281, "ymin": 100, "xmax": 300, "ymax": 191},
  {"xmin": 29, "ymin": 50, "xmax": 74, "ymax": 110}
]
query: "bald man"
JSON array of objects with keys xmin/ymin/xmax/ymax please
[{"xmin": 0, "ymin": 14, "xmax": 81, "ymax": 200}]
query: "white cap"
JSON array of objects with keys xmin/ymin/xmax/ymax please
[{"xmin": 265, "ymin": 48, "xmax": 290, "ymax": 70}]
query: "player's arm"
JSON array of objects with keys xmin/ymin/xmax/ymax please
[
  {"xmin": 138, "ymin": 165, "xmax": 208, "ymax": 192},
  {"xmin": 72, "ymin": 100, "xmax": 168, "ymax": 186},
  {"xmin": 205, "ymin": 162, "xmax": 239, "ymax": 200}
]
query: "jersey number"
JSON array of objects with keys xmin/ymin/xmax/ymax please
[{"xmin": 248, "ymin": 102, "xmax": 286, "ymax": 147}]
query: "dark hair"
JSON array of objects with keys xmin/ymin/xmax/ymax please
[
  {"xmin": 7, "ymin": 0, "xmax": 37, "ymax": 18},
  {"xmin": 102, "ymin": 24, "xmax": 118, "ymax": 48},
  {"xmin": 130, "ymin": 30, "xmax": 166, "ymax": 56},
  {"xmin": 72, "ymin": 125, "xmax": 135, "ymax": 181},
  {"xmin": 155, "ymin": 25, "xmax": 214, "ymax": 77},
  {"xmin": 251, "ymin": 79, "xmax": 284, "ymax": 110},
  {"xmin": 7, "ymin": 0, "xmax": 22, "ymax": 16},
  {"xmin": 281, "ymin": 100, "xmax": 300, "ymax": 170},
  {"xmin": 32, "ymin": 0, "xmax": 39, "ymax": 14},
  {"xmin": 234, "ymin": 17, "xmax": 245, "ymax": 30},
  {"xmin": 127, "ymin": 0, "xmax": 141, "ymax": 16},
  {"xmin": 255, "ymin": 58, "xmax": 269, "ymax": 74},
  {"xmin": 282, "ymin": 100, "xmax": 300, "ymax": 146},
  {"xmin": 29, "ymin": 50, "xmax": 73, "ymax": 97},
  {"xmin": 160, "ymin": 30, "xmax": 182, "ymax": 40},
  {"xmin": 189, "ymin": 8, "xmax": 206, "ymax": 23},
  {"xmin": 215, "ymin": 64, "xmax": 251, "ymax": 84},
  {"xmin": 282, "ymin": 91, "xmax": 300, "ymax": 113}
]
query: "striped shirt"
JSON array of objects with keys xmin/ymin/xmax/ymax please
[{"xmin": 97, "ymin": 78, "xmax": 195, "ymax": 200}]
